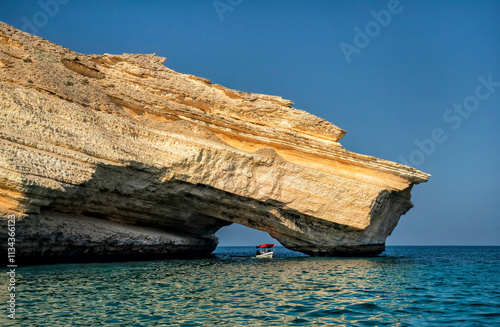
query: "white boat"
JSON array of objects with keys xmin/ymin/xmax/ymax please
[
  {"xmin": 255, "ymin": 243, "xmax": 275, "ymax": 259},
  {"xmin": 255, "ymin": 251, "xmax": 274, "ymax": 259}
]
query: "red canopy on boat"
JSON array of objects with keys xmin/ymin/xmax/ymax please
[{"xmin": 256, "ymin": 244, "xmax": 274, "ymax": 248}]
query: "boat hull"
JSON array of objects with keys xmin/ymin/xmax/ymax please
[{"xmin": 256, "ymin": 251, "xmax": 274, "ymax": 259}]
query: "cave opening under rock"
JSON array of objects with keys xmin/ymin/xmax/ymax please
[{"xmin": 215, "ymin": 223, "xmax": 280, "ymax": 247}]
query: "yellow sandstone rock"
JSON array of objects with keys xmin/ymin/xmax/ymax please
[{"xmin": 0, "ymin": 22, "xmax": 429, "ymax": 262}]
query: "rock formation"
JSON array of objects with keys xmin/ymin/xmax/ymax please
[{"xmin": 0, "ymin": 22, "xmax": 429, "ymax": 263}]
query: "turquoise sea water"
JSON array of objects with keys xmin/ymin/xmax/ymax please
[{"xmin": 1, "ymin": 246, "xmax": 499, "ymax": 326}]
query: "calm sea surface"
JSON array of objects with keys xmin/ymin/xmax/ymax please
[{"xmin": 1, "ymin": 246, "xmax": 499, "ymax": 326}]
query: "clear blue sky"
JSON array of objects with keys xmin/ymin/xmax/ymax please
[{"xmin": 1, "ymin": 0, "xmax": 499, "ymax": 246}]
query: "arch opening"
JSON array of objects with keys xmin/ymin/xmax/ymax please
[{"xmin": 215, "ymin": 223, "xmax": 280, "ymax": 247}]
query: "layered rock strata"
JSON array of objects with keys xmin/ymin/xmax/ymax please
[{"xmin": 0, "ymin": 22, "xmax": 429, "ymax": 263}]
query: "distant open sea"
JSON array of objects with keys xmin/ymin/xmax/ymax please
[{"xmin": 1, "ymin": 246, "xmax": 499, "ymax": 326}]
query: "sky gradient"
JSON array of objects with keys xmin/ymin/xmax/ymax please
[{"xmin": 1, "ymin": 0, "xmax": 499, "ymax": 246}]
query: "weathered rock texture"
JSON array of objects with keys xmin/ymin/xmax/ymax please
[{"xmin": 0, "ymin": 22, "xmax": 429, "ymax": 263}]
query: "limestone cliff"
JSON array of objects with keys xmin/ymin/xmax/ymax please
[{"xmin": 0, "ymin": 22, "xmax": 429, "ymax": 263}]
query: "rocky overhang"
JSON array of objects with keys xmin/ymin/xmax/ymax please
[{"xmin": 0, "ymin": 22, "xmax": 429, "ymax": 264}]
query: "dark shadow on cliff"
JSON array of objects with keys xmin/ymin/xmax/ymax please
[{"xmin": 8, "ymin": 161, "xmax": 414, "ymax": 265}]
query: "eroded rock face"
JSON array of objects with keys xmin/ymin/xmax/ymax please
[{"xmin": 0, "ymin": 22, "xmax": 429, "ymax": 263}]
